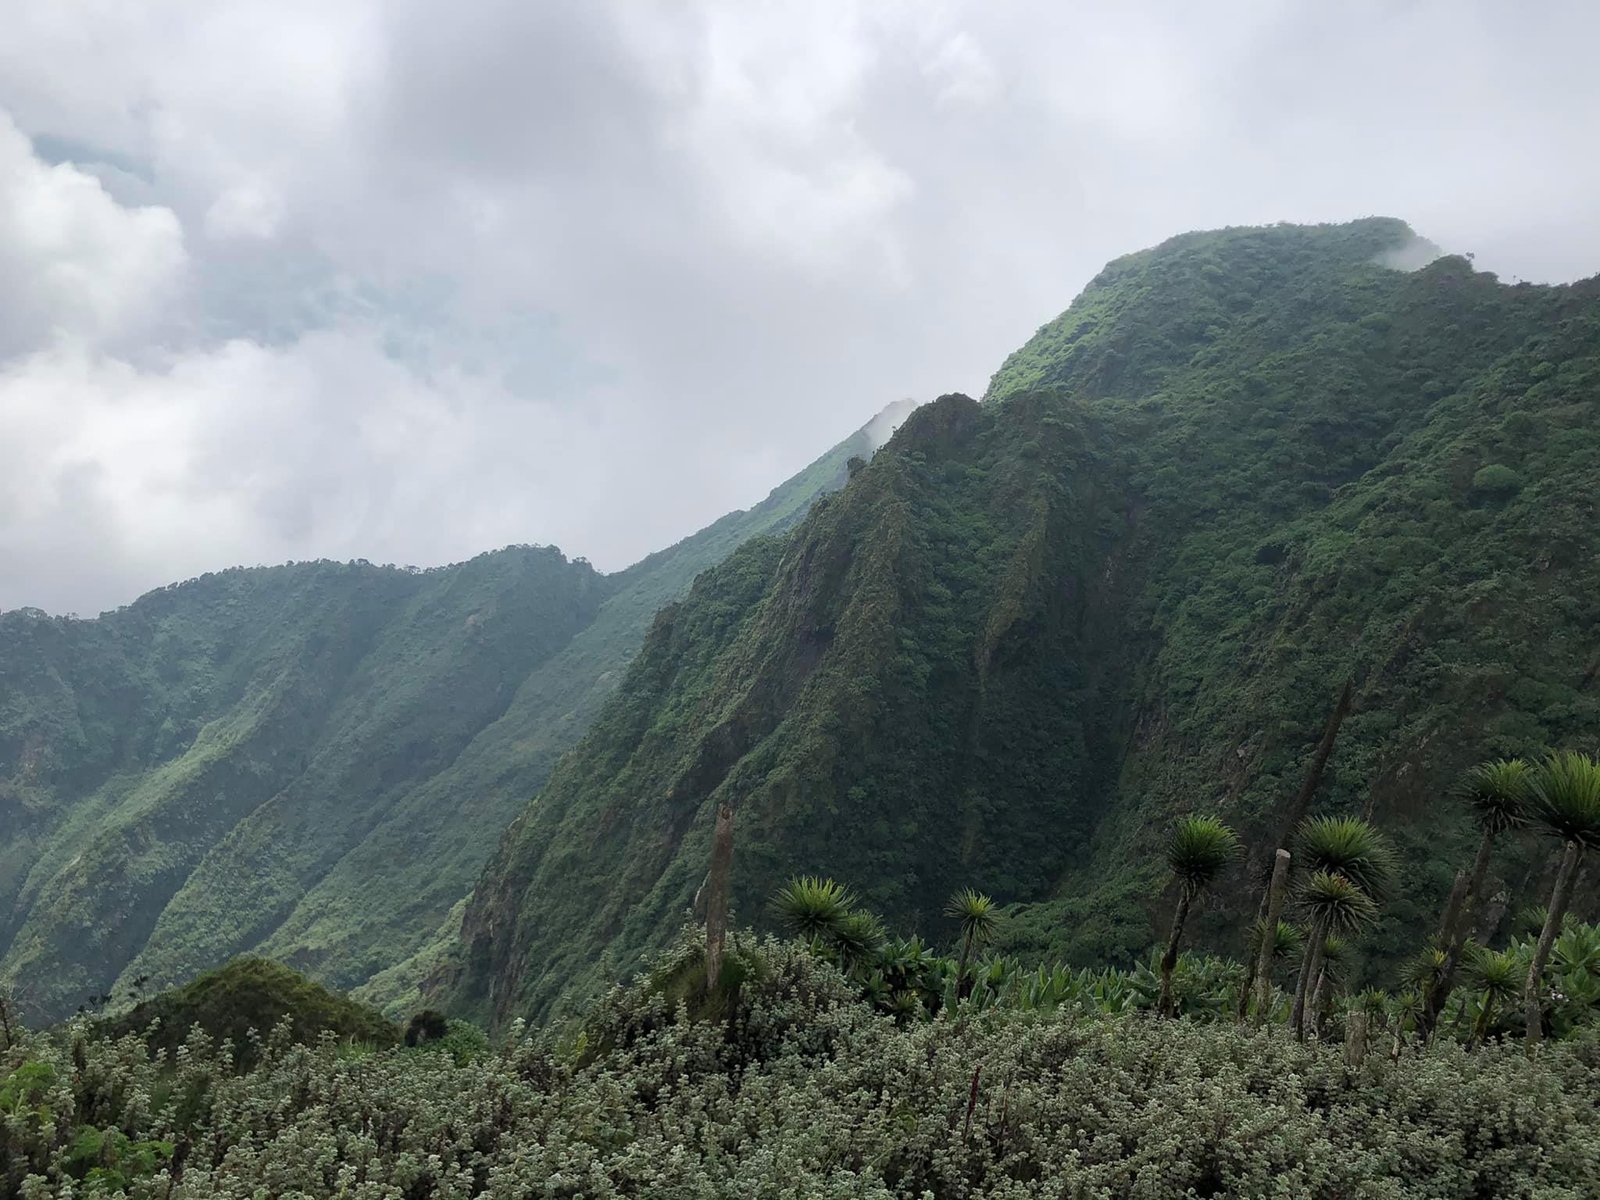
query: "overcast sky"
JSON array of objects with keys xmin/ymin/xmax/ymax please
[{"xmin": 3, "ymin": 1, "xmax": 1599, "ymax": 614}]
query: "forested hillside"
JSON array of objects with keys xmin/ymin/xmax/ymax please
[
  {"xmin": 439, "ymin": 218, "xmax": 1600, "ymax": 1027},
  {"xmin": 0, "ymin": 406, "xmax": 904, "ymax": 1022}
]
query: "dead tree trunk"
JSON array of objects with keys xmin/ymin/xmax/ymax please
[
  {"xmin": 1251, "ymin": 849, "xmax": 1293, "ymax": 1024},
  {"xmin": 704, "ymin": 802, "xmax": 735, "ymax": 993}
]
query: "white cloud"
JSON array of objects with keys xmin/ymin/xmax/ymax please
[
  {"xmin": 922, "ymin": 32, "xmax": 1000, "ymax": 109},
  {"xmin": 2, "ymin": 1, "xmax": 1600, "ymax": 613},
  {"xmin": 0, "ymin": 112, "xmax": 186, "ymax": 355},
  {"xmin": 204, "ymin": 181, "xmax": 285, "ymax": 240},
  {"xmin": 0, "ymin": 328, "xmax": 631, "ymax": 613}
]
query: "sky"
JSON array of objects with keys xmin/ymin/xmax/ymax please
[{"xmin": 3, "ymin": 2, "xmax": 1599, "ymax": 615}]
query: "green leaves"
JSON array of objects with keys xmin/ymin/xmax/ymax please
[
  {"xmin": 1462, "ymin": 946, "xmax": 1521, "ymax": 1004},
  {"xmin": 11, "ymin": 927, "xmax": 1600, "ymax": 1200},
  {"xmin": 1457, "ymin": 758, "xmax": 1532, "ymax": 835},
  {"xmin": 945, "ymin": 888, "xmax": 1000, "ymax": 945},
  {"xmin": 1298, "ymin": 870, "xmax": 1379, "ymax": 936},
  {"xmin": 771, "ymin": 876, "xmax": 855, "ymax": 941},
  {"xmin": 1294, "ymin": 816, "xmax": 1395, "ymax": 899},
  {"xmin": 1250, "ymin": 918, "xmax": 1304, "ymax": 964},
  {"xmin": 1527, "ymin": 751, "xmax": 1600, "ymax": 845},
  {"xmin": 1164, "ymin": 816, "xmax": 1240, "ymax": 890}
]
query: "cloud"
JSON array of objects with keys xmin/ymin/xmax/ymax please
[
  {"xmin": 2, "ymin": 1, "xmax": 1599, "ymax": 613},
  {"xmin": 0, "ymin": 112, "xmax": 186, "ymax": 357},
  {"xmin": 0, "ymin": 327, "xmax": 632, "ymax": 614},
  {"xmin": 1375, "ymin": 235, "xmax": 1446, "ymax": 273}
]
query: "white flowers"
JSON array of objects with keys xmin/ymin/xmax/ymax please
[{"xmin": 2, "ymin": 936, "xmax": 1597, "ymax": 1198}]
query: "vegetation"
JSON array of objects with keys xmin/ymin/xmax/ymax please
[
  {"xmin": 97, "ymin": 957, "xmax": 397, "ymax": 1067},
  {"xmin": 1157, "ymin": 816, "xmax": 1238, "ymax": 1015},
  {"xmin": 4, "ymin": 933, "xmax": 1600, "ymax": 1199},
  {"xmin": 946, "ymin": 888, "xmax": 1000, "ymax": 1000},
  {"xmin": 1521, "ymin": 750, "xmax": 1600, "ymax": 1044},
  {"xmin": 1421, "ymin": 758, "xmax": 1531, "ymax": 1039},
  {"xmin": 6, "ymin": 216, "xmax": 1600, "ymax": 1191},
  {"xmin": 441, "ymin": 218, "xmax": 1600, "ymax": 1028},
  {"xmin": 0, "ymin": 405, "xmax": 899, "ymax": 1023}
]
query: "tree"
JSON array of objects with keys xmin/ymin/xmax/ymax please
[
  {"xmin": 1421, "ymin": 759, "xmax": 1530, "ymax": 1041},
  {"xmin": 1311, "ymin": 935, "xmax": 1353, "ymax": 1035},
  {"xmin": 946, "ymin": 888, "xmax": 1000, "ymax": 1000},
  {"xmin": 1389, "ymin": 989, "xmax": 1424, "ymax": 1060},
  {"xmin": 1293, "ymin": 872, "xmax": 1379, "ymax": 1039},
  {"xmin": 1462, "ymin": 946, "xmax": 1520, "ymax": 1049},
  {"xmin": 1522, "ymin": 752, "xmax": 1600, "ymax": 1047},
  {"xmin": 1157, "ymin": 817, "xmax": 1239, "ymax": 1017},
  {"xmin": 1242, "ymin": 918, "xmax": 1304, "ymax": 1023},
  {"xmin": 1289, "ymin": 817, "xmax": 1393, "ymax": 1041}
]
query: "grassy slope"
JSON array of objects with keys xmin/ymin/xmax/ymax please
[
  {"xmin": 440, "ymin": 219, "xmax": 1600, "ymax": 1026},
  {"xmin": 1, "ymin": 408, "xmax": 899, "ymax": 1021}
]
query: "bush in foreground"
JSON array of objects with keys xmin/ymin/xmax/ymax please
[{"xmin": 3, "ymin": 934, "xmax": 1598, "ymax": 1198}]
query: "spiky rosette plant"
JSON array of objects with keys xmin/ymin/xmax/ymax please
[
  {"xmin": 1404, "ymin": 947, "xmax": 1450, "ymax": 995},
  {"xmin": 946, "ymin": 888, "xmax": 1001, "ymax": 1000},
  {"xmin": 772, "ymin": 876, "xmax": 854, "ymax": 942},
  {"xmin": 1463, "ymin": 947, "xmax": 1521, "ymax": 1048},
  {"xmin": 1523, "ymin": 751, "xmax": 1600, "ymax": 1046},
  {"xmin": 1422, "ymin": 759, "xmax": 1534, "ymax": 1039},
  {"xmin": 1516, "ymin": 905, "xmax": 1553, "ymax": 937},
  {"xmin": 1157, "ymin": 816, "xmax": 1239, "ymax": 1016},
  {"xmin": 830, "ymin": 909, "xmax": 888, "ymax": 973},
  {"xmin": 1292, "ymin": 868, "xmax": 1379, "ymax": 1039},
  {"xmin": 1249, "ymin": 919, "xmax": 1304, "ymax": 969},
  {"xmin": 1390, "ymin": 988, "xmax": 1426, "ymax": 1054},
  {"xmin": 1459, "ymin": 759, "xmax": 1532, "ymax": 832},
  {"xmin": 1294, "ymin": 816, "xmax": 1395, "ymax": 898},
  {"xmin": 1288, "ymin": 816, "xmax": 1391, "ymax": 1038}
]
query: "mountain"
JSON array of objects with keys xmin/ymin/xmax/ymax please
[
  {"xmin": 0, "ymin": 402, "xmax": 910, "ymax": 1022},
  {"xmin": 437, "ymin": 218, "xmax": 1600, "ymax": 1027}
]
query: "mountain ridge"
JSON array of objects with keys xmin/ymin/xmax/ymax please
[
  {"xmin": 435, "ymin": 218, "xmax": 1600, "ymax": 1026},
  {"xmin": 0, "ymin": 401, "xmax": 912, "ymax": 1020}
]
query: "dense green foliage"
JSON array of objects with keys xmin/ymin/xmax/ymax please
[
  {"xmin": 96, "ymin": 957, "xmax": 397, "ymax": 1068},
  {"xmin": 0, "ymin": 408, "xmax": 901, "ymax": 1023},
  {"xmin": 5, "ymin": 934, "xmax": 1599, "ymax": 1199},
  {"xmin": 443, "ymin": 219, "xmax": 1600, "ymax": 1026}
]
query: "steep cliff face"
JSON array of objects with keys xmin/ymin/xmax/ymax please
[
  {"xmin": 442, "ymin": 219, "xmax": 1600, "ymax": 1025},
  {"xmin": 1, "ymin": 407, "xmax": 895, "ymax": 1021}
]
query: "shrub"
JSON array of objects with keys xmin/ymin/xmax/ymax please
[
  {"xmin": 3, "ymin": 934, "xmax": 1598, "ymax": 1198},
  {"xmin": 1470, "ymin": 463, "xmax": 1523, "ymax": 499}
]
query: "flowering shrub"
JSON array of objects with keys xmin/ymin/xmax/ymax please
[{"xmin": 4, "ymin": 933, "xmax": 1598, "ymax": 1199}]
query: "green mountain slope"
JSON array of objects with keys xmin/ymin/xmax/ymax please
[
  {"xmin": 438, "ymin": 219, "xmax": 1600, "ymax": 1026},
  {"xmin": 0, "ymin": 406, "xmax": 904, "ymax": 1021}
]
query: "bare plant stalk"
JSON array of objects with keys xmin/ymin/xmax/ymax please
[
  {"xmin": 1291, "ymin": 914, "xmax": 1328, "ymax": 1040},
  {"xmin": 1422, "ymin": 828, "xmax": 1497, "ymax": 1043},
  {"xmin": 1284, "ymin": 678, "xmax": 1354, "ymax": 832},
  {"xmin": 1523, "ymin": 839, "xmax": 1583, "ymax": 1050},
  {"xmin": 962, "ymin": 1064, "xmax": 983, "ymax": 1144},
  {"xmin": 1158, "ymin": 887, "xmax": 1193, "ymax": 1018},
  {"xmin": 1345, "ymin": 1009, "xmax": 1368, "ymax": 1069},
  {"xmin": 704, "ymin": 802, "xmax": 735, "ymax": 993},
  {"xmin": 1252, "ymin": 849, "xmax": 1292, "ymax": 1023}
]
